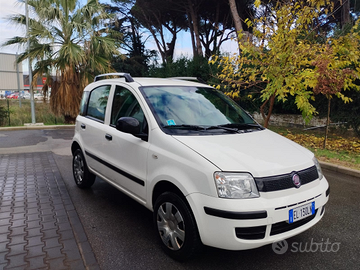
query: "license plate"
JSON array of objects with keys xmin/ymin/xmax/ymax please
[{"xmin": 289, "ymin": 202, "xmax": 315, "ymax": 223}]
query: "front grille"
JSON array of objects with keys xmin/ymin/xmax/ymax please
[
  {"xmin": 235, "ymin": 226, "xmax": 267, "ymax": 240},
  {"xmin": 270, "ymin": 209, "xmax": 318, "ymax": 236},
  {"xmin": 255, "ymin": 166, "xmax": 319, "ymax": 192}
]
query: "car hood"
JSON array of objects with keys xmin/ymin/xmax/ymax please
[{"xmin": 173, "ymin": 129, "xmax": 314, "ymax": 177}]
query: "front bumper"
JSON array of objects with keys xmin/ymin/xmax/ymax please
[{"xmin": 186, "ymin": 177, "xmax": 329, "ymax": 250}]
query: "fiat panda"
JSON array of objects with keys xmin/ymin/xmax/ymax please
[{"xmin": 71, "ymin": 73, "xmax": 330, "ymax": 261}]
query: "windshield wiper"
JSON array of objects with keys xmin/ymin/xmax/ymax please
[
  {"xmin": 218, "ymin": 123, "xmax": 264, "ymax": 130},
  {"xmin": 205, "ymin": 126, "xmax": 240, "ymax": 133},
  {"xmin": 163, "ymin": 124, "xmax": 206, "ymax": 131}
]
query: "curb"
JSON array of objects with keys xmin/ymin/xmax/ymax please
[
  {"xmin": 319, "ymin": 161, "xmax": 360, "ymax": 178},
  {"xmin": 0, "ymin": 125, "xmax": 75, "ymax": 131}
]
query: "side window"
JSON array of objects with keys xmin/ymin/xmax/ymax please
[
  {"xmin": 79, "ymin": 91, "xmax": 90, "ymax": 116},
  {"xmin": 111, "ymin": 86, "xmax": 148, "ymax": 133},
  {"xmin": 86, "ymin": 85, "xmax": 111, "ymax": 121}
]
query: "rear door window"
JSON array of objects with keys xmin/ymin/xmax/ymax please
[{"xmin": 86, "ymin": 85, "xmax": 111, "ymax": 122}]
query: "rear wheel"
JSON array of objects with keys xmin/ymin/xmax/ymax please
[
  {"xmin": 72, "ymin": 149, "xmax": 95, "ymax": 188},
  {"xmin": 153, "ymin": 192, "xmax": 202, "ymax": 261}
]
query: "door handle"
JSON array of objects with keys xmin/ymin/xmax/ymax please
[
  {"xmin": 105, "ymin": 134, "xmax": 112, "ymax": 141},
  {"xmin": 81, "ymin": 123, "xmax": 86, "ymax": 129}
]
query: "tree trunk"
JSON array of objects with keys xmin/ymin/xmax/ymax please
[
  {"xmin": 228, "ymin": 0, "xmax": 245, "ymax": 53},
  {"xmin": 323, "ymin": 97, "xmax": 331, "ymax": 149},
  {"xmin": 187, "ymin": 10, "xmax": 197, "ymax": 57},
  {"xmin": 341, "ymin": 0, "xmax": 351, "ymax": 29},
  {"xmin": 187, "ymin": 0, "xmax": 203, "ymax": 57},
  {"xmin": 228, "ymin": 0, "xmax": 243, "ymax": 35},
  {"xmin": 260, "ymin": 94, "xmax": 275, "ymax": 128}
]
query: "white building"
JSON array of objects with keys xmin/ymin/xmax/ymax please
[{"xmin": 0, "ymin": 53, "xmax": 24, "ymax": 98}]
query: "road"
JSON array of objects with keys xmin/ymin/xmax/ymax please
[{"xmin": 0, "ymin": 128, "xmax": 359, "ymax": 269}]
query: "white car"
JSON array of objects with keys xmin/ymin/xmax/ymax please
[
  {"xmin": 34, "ymin": 93, "xmax": 44, "ymax": 100},
  {"xmin": 71, "ymin": 73, "xmax": 329, "ymax": 261}
]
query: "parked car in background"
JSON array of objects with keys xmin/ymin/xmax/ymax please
[
  {"xmin": 7, "ymin": 93, "xmax": 18, "ymax": 99},
  {"xmin": 34, "ymin": 93, "xmax": 45, "ymax": 100},
  {"xmin": 22, "ymin": 93, "xmax": 31, "ymax": 99}
]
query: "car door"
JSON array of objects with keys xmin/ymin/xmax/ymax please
[
  {"xmin": 78, "ymin": 84, "xmax": 112, "ymax": 175},
  {"xmin": 99, "ymin": 84, "xmax": 150, "ymax": 202}
]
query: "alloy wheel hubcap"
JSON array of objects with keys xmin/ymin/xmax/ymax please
[
  {"xmin": 156, "ymin": 202, "xmax": 185, "ymax": 250},
  {"xmin": 73, "ymin": 154, "xmax": 84, "ymax": 184}
]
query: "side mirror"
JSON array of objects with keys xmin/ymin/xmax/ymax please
[
  {"xmin": 116, "ymin": 117, "xmax": 148, "ymax": 141},
  {"xmin": 116, "ymin": 117, "xmax": 140, "ymax": 135}
]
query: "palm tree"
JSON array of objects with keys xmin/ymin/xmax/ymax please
[{"xmin": 3, "ymin": 0, "xmax": 118, "ymax": 122}]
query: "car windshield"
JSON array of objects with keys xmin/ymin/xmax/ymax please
[{"xmin": 141, "ymin": 86, "xmax": 262, "ymax": 135}]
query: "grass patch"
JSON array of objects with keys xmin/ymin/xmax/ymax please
[
  {"xmin": 269, "ymin": 125, "xmax": 360, "ymax": 171},
  {"xmin": 0, "ymin": 99, "xmax": 65, "ymax": 126}
]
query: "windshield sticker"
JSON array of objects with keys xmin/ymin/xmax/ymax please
[{"xmin": 166, "ymin": 119, "xmax": 176, "ymax": 126}]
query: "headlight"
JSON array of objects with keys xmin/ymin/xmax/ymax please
[
  {"xmin": 313, "ymin": 157, "xmax": 324, "ymax": 180},
  {"xmin": 214, "ymin": 172, "xmax": 259, "ymax": 199}
]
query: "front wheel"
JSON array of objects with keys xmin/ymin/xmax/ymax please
[
  {"xmin": 72, "ymin": 149, "xmax": 95, "ymax": 189},
  {"xmin": 153, "ymin": 192, "xmax": 202, "ymax": 261}
]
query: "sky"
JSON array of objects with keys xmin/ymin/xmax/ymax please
[
  {"xmin": 0, "ymin": 0, "xmax": 238, "ymax": 73},
  {"xmin": 0, "ymin": 0, "xmax": 28, "ymax": 71},
  {"xmin": 0, "ymin": 0, "xmax": 26, "ymax": 53}
]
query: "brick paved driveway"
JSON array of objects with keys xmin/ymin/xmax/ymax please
[{"xmin": 0, "ymin": 152, "xmax": 99, "ymax": 270}]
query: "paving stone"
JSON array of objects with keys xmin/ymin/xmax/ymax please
[
  {"xmin": 0, "ymin": 212, "xmax": 11, "ymax": 220},
  {"xmin": 59, "ymin": 230, "xmax": 75, "ymax": 241},
  {"xmin": 58, "ymin": 222, "xmax": 72, "ymax": 232},
  {"xmin": 46, "ymin": 257, "xmax": 67, "ymax": 270},
  {"xmin": 0, "ymin": 233, "xmax": 9, "ymax": 243},
  {"xmin": 8, "ymin": 234, "xmax": 26, "ymax": 246},
  {"xmin": 0, "ymin": 251, "xmax": 8, "ymax": 263},
  {"xmin": 26, "ymin": 255, "xmax": 47, "ymax": 270},
  {"xmin": 0, "ymin": 152, "xmax": 99, "ymax": 270},
  {"xmin": 26, "ymin": 208, "xmax": 39, "ymax": 215},
  {"xmin": 26, "ymin": 236, "xmax": 44, "ymax": 248},
  {"xmin": 44, "ymin": 246, "xmax": 65, "ymax": 260},
  {"xmin": 7, "ymin": 242, "xmax": 27, "ymax": 257},
  {"xmin": 9, "ymin": 226, "xmax": 26, "ymax": 236},
  {"xmin": 26, "ymin": 220, "xmax": 41, "ymax": 229},
  {"xmin": 0, "ymin": 219, "xmax": 11, "ymax": 227},
  {"xmin": 5, "ymin": 253, "xmax": 27, "ymax": 268},
  {"xmin": 26, "ymin": 228, "xmax": 42, "ymax": 238},
  {"xmin": 42, "ymin": 221, "xmax": 57, "ymax": 231},
  {"xmin": 43, "ymin": 238, "xmax": 61, "ymax": 249},
  {"xmin": 25, "ymin": 244, "xmax": 46, "ymax": 258},
  {"xmin": 11, "ymin": 219, "xmax": 25, "ymax": 228},
  {"xmin": 82, "ymin": 249, "xmax": 98, "ymax": 266},
  {"xmin": 42, "ymin": 229, "xmax": 58, "ymax": 240},
  {"xmin": 67, "ymin": 259, "xmax": 86, "ymax": 270}
]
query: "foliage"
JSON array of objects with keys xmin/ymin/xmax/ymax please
[
  {"xmin": 3, "ymin": 0, "xmax": 118, "ymax": 122},
  {"xmin": 0, "ymin": 100, "xmax": 65, "ymax": 126},
  {"xmin": 212, "ymin": 0, "xmax": 360, "ymax": 128},
  {"xmin": 107, "ymin": 1, "xmax": 158, "ymax": 76},
  {"xmin": 328, "ymin": 90, "xmax": 360, "ymax": 137},
  {"xmin": 284, "ymin": 132, "xmax": 360, "ymax": 153},
  {"xmin": 270, "ymin": 125, "xmax": 360, "ymax": 170},
  {"xmin": 0, "ymin": 105, "xmax": 9, "ymax": 126},
  {"xmin": 132, "ymin": 0, "xmax": 187, "ymax": 64},
  {"xmin": 147, "ymin": 56, "xmax": 217, "ymax": 83}
]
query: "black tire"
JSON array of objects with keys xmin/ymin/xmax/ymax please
[
  {"xmin": 153, "ymin": 192, "xmax": 202, "ymax": 261},
  {"xmin": 72, "ymin": 148, "xmax": 96, "ymax": 189}
]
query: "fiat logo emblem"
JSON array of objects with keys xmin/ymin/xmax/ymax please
[{"xmin": 292, "ymin": 173, "xmax": 301, "ymax": 188}]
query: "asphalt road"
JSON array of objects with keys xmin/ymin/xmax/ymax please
[{"xmin": 1, "ymin": 128, "xmax": 359, "ymax": 269}]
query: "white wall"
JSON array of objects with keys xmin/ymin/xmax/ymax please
[{"xmin": 0, "ymin": 53, "xmax": 24, "ymax": 95}]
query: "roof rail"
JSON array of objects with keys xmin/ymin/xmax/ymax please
[
  {"xmin": 169, "ymin": 77, "xmax": 207, "ymax": 84},
  {"xmin": 94, "ymin": 73, "xmax": 134, "ymax": 82}
]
